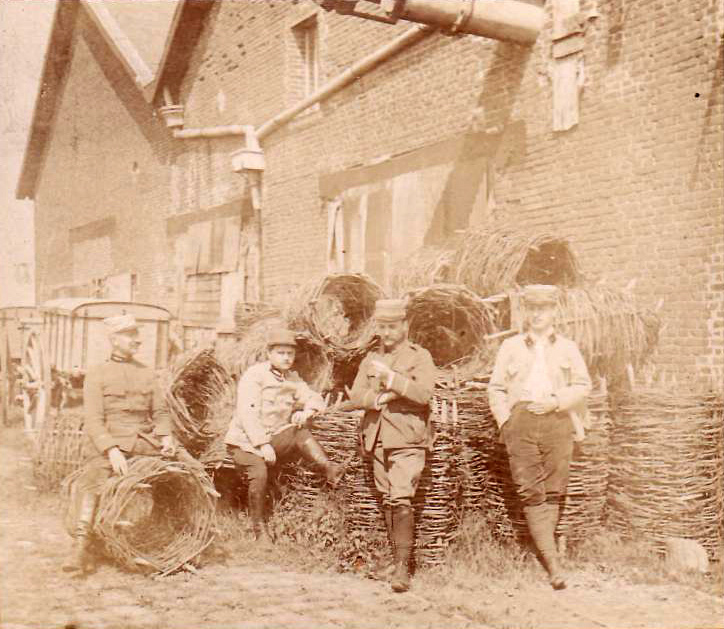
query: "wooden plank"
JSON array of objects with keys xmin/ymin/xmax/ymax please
[
  {"xmin": 553, "ymin": 54, "xmax": 581, "ymax": 131},
  {"xmin": 552, "ymin": 0, "xmax": 583, "ymax": 132}
]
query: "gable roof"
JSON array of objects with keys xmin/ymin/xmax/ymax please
[
  {"xmin": 16, "ymin": 0, "xmax": 178, "ymax": 200},
  {"xmin": 146, "ymin": 0, "xmax": 214, "ymax": 105}
]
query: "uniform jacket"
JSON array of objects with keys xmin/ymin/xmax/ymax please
[
  {"xmin": 488, "ymin": 331, "xmax": 592, "ymax": 440},
  {"xmin": 224, "ymin": 361, "xmax": 325, "ymax": 456},
  {"xmin": 349, "ymin": 340, "xmax": 437, "ymax": 451},
  {"xmin": 83, "ymin": 356, "xmax": 171, "ymax": 455}
]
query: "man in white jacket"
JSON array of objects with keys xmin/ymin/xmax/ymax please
[
  {"xmin": 225, "ymin": 328, "xmax": 343, "ymax": 542},
  {"xmin": 489, "ymin": 285, "xmax": 591, "ymax": 589}
]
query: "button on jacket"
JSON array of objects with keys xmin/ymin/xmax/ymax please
[
  {"xmin": 224, "ymin": 361, "xmax": 325, "ymax": 456},
  {"xmin": 83, "ymin": 358, "xmax": 171, "ymax": 455},
  {"xmin": 349, "ymin": 340, "xmax": 437, "ymax": 452},
  {"xmin": 488, "ymin": 332, "xmax": 592, "ymax": 439}
]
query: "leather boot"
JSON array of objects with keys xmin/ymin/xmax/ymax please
[
  {"xmin": 369, "ymin": 505, "xmax": 395, "ymax": 581},
  {"xmin": 390, "ymin": 505, "xmax": 414, "ymax": 593},
  {"xmin": 524, "ymin": 503, "xmax": 566, "ymax": 590},
  {"xmin": 62, "ymin": 493, "xmax": 98, "ymax": 574},
  {"xmin": 298, "ymin": 435, "xmax": 345, "ymax": 487},
  {"xmin": 248, "ymin": 486, "xmax": 273, "ymax": 544}
]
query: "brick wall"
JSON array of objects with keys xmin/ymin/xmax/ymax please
[
  {"xmin": 34, "ymin": 0, "xmax": 723, "ymax": 384},
  {"xmin": 34, "ymin": 8, "xmax": 175, "ymax": 309},
  {"xmin": 173, "ymin": 0, "xmax": 719, "ymax": 385}
]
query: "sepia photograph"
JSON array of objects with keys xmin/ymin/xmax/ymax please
[{"xmin": 0, "ymin": 1, "xmax": 722, "ymax": 628}]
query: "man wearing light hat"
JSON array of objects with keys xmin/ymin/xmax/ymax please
[
  {"xmin": 63, "ymin": 314, "xmax": 176, "ymax": 574},
  {"xmin": 489, "ymin": 285, "xmax": 591, "ymax": 590},
  {"xmin": 225, "ymin": 327, "xmax": 343, "ymax": 543},
  {"xmin": 349, "ymin": 299, "xmax": 437, "ymax": 593}
]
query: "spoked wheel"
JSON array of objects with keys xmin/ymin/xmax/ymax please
[
  {"xmin": 21, "ymin": 331, "xmax": 50, "ymax": 439},
  {"xmin": 0, "ymin": 333, "xmax": 13, "ymax": 426}
]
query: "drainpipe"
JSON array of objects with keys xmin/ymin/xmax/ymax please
[
  {"xmin": 318, "ymin": 0, "xmax": 544, "ymax": 44},
  {"xmin": 161, "ymin": 24, "xmax": 436, "ymax": 303},
  {"xmin": 256, "ymin": 23, "xmax": 435, "ymax": 141}
]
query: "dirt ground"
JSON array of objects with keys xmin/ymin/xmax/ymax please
[{"xmin": 1, "ymin": 426, "xmax": 722, "ymax": 629}]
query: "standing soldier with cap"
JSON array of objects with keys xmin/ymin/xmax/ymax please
[
  {"xmin": 489, "ymin": 285, "xmax": 591, "ymax": 589},
  {"xmin": 225, "ymin": 328, "xmax": 344, "ymax": 543},
  {"xmin": 349, "ymin": 299, "xmax": 437, "ymax": 593},
  {"xmin": 63, "ymin": 314, "xmax": 177, "ymax": 574}
]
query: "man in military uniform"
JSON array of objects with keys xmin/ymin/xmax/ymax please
[
  {"xmin": 349, "ymin": 299, "xmax": 437, "ymax": 593},
  {"xmin": 489, "ymin": 285, "xmax": 591, "ymax": 589},
  {"xmin": 225, "ymin": 328, "xmax": 344, "ymax": 543},
  {"xmin": 63, "ymin": 314, "xmax": 176, "ymax": 574}
]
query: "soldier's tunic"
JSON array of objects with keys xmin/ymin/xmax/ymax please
[
  {"xmin": 74, "ymin": 355, "xmax": 172, "ymax": 496},
  {"xmin": 224, "ymin": 361, "xmax": 326, "ymax": 493},
  {"xmin": 349, "ymin": 340, "xmax": 436, "ymax": 506}
]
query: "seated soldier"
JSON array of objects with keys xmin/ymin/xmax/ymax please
[
  {"xmin": 63, "ymin": 314, "xmax": 177, "ymax": 574},
  {"xmin": 225, "ymin": 328, "xmax": 344, "ymax": 542}
]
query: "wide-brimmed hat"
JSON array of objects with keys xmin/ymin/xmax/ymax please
[
  {"xmin": 266, "ymin": 328, "xmax": 298, "ymax": 348},
  {"xmin": 103, "ymin": 314, "xmax": 139, "ymax": 334},
  {"xmin": 521, "ymin": 284, "xmax": 559, "ymax": 305}
]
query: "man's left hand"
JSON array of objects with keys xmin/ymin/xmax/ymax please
[
  {"xmin": 291, "ymin": 409, "xmax": 316, "ymax": 428},
  {"xmin": 527, "ymin": 395, "xmax": 558, "ymax": 415},
  {"xmin": 160, "ymin": 435, "xmax": 177, "ymax": 457}
]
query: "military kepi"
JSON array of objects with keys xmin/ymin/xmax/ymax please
[
  {"xmin": 103, "ymin": 314, "xmax": 139, "ymax": 334},
  {"xmin": 522, "ymin": 284, "xmax": 559, "ymax": 305},
  {"xmin": 266, "ymin": 328, "xmax": 298, "ymax": 348},
  {"xmin": 373, "ymin": 299, "xmax": 407, "ymax": 322}
]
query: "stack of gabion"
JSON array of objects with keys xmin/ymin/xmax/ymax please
[
  {"xmin": 82, "ymin": 456, "xmax": 217, "ymax": 575},
  {"xmin": 33, "ymin": 409, "xmax": 85, "ymax": 491},
  {"xmin": 282, "ymin": 409, "xmax": 463, "ymax": 567},
  {"xmin": 444, "ymin": 383, "xmax": 613, "ymax": 542},
  {"xmin": 607, "ymin": 387, "xmax": 724, "ymax": 560},
  {"xmin": 164, "ymin": 348, "xmax": 233, "ymax": 457}
]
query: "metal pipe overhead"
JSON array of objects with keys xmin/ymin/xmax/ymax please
[
  {"xmin": 257, "ymin": 23, "xmax": 435, "ymax": 141},
  {"xmin": 317, "ymin": 0, "xmax": 544, "ymax": 44}
]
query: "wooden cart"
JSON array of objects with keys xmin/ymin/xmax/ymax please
[
  {"xmin": 17, "ymin": 299, "xmax": 171, "ymax": 439},
  {"xmin": 0, "ymin": 306, "xmax": 42, "ymax": 426}
]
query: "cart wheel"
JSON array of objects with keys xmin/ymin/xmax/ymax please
[
  {"xmin": 0, "ymin": 333, "xmax": 10, "ymax": 426},
  {"xmin": 21, "ymin": 331, "xmax": 50, "ymax": 438}
]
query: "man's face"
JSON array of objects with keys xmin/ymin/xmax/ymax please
[
  {"xmin": 111, "ymin": 329, "xmax": 141, "ymax": 359},
  {"xmin": 376, "ymin": 319, "xmax": 407, "ymax": 350},
  {"xmin": 268, "ymin": 345, "xmax": 296, "ymax": 371},
  {"xmin": 525, "ymin": 302, "xmax": 556, "ymax": 334}
]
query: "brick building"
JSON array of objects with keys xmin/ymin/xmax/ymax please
[{"xmin": 16, "ymin": 0, "xmax": 724, "ymax": 385}]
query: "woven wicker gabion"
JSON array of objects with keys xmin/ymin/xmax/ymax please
[
  {"xmin": 607, "ymin": 388, "xmax": 724, "ymax": 560},
  {"xmin": 444, "ymin": 385, "xmax": 612, "ymax": 542},
  {"xmin": 284, "ymin": 409, "xmax": 464, "ymax": 567},
  {"xmin": 93, "ymin": 456, "xmax": 217, "ymax": 576},
  {"xmin": 33, "ymin": 409, "xmax": 85, "ymax": 491},
  {"xmin": 165, "ymin": 348, "xmax": 233, "ymax": 457}
]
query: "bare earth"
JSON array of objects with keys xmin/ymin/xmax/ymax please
[{"xmin": 1, "ymin": 428, "xmax": 722, "ymax": 629}]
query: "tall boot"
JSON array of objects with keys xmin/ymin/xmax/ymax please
[
  {"xmin": 369, "ymin": 504, "xmax": 395, "ymax": 581},
  {"xmin": 62, "ymin": 493, "xmax": 98, "ymax": 574},
  {"xmin": 390, "ymin": 505, "xmax": 414, "ymax": 593},
  {"xmin": 298, "ymin": 435, "xmax": 345, "ymax": 487},
  {"xmin": 524, "ymin": 503, "xmax": 566, "ymax": 590},
  {"xmin": 248, "ymin": 485, "xmax": 273, "ymax": 544}
]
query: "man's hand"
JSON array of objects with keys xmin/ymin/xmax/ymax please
[
  {"xmin": 107, "ymin": 446, "xmax": 128, "ymax": 476},
  {"xmin": 160, "ymin": 435, "xmax": 177, "ymax": 458},
  {"xmin": 292, "ymin": 408, "xmax": 317, "ymax": 428},
  {"xmin": 370, "ymin": 360, "xmax": 394, "ymax": 386},
  {"xmin": 375, "ymin": 391, "xmax": 398, "ymax": 408},
  {"xmin": 260, "ymin": 444, "xmax": 277, "ymax": 464},
  {"xmin": 527, "ymin": 395, "xmax": 558, "ymax": 415}
]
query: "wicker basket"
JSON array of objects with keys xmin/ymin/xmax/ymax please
[{"xmin": 607, "ymin": 388, "xmax": 723, "ymax": 560}]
